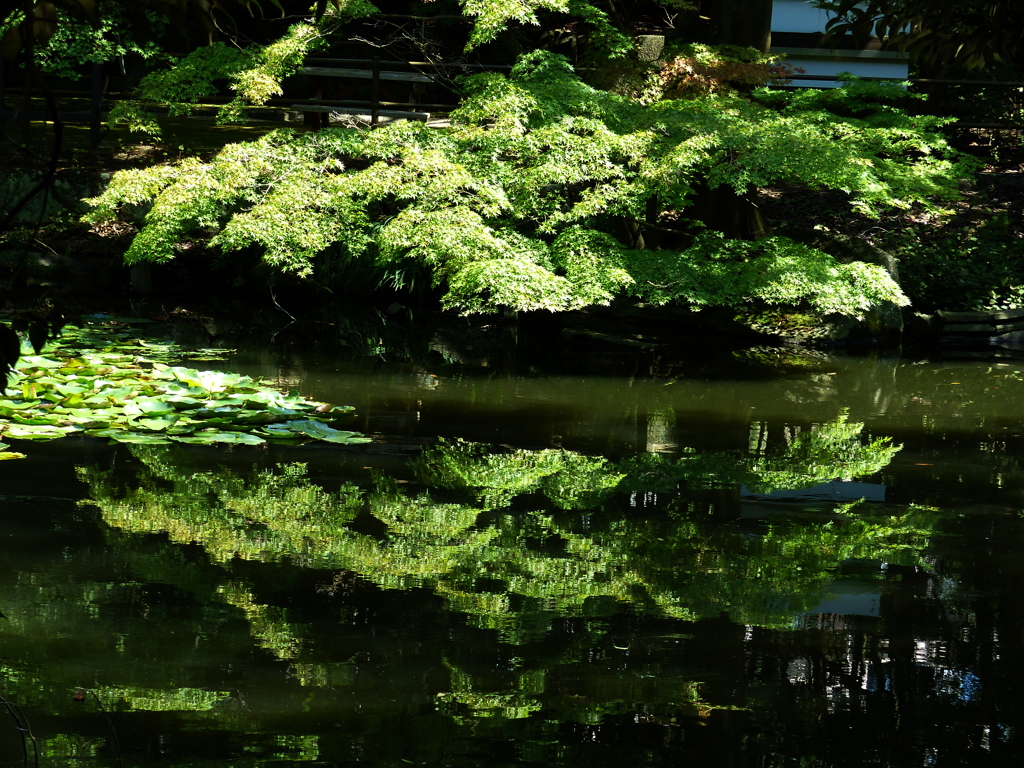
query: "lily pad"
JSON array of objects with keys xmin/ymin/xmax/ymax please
[
  {"xmin": 53, "ymin": 382, "xmax": 92, "ymax": 397},
  {"xmin": 10, "ymin": 413, "xmax": 61, "ymax": 426},
  {"xmin": 170, "ymin": 431, "xmax": 267, "ymax": 445},
  {"xmin": 261, "ymin": 419, "xmax": 372, "ymax": 444},
  {"xmin": 136, "ymin": 399, "xmax": 177, "ymax": 416},
  {"xmin": 0, "ymin": 442, "xmax": 26, "ymax": 460},
  {"xmin": 107, "ymin": 432, "xmax": 177, "ymax": 445},
  {"xmin": 0, "ymin": 400, "xmax": 37, "ymax": 411},
  {"xmin": 1, "ymin": 318, "xmax": 370, "ymax": 452},
  {"xmin": 17, "ymin": 355, "xmax": 62, "ymax": 369},
  {"xmin": 84, "ymin": 428, "xmax": 130, "ymax": 438},
  {"xmin": 2, "ymin": 423, "xmax": 76, "ymax": 439},
  {"xmin": 135, "ymin": 415, "xmax": 181, "ymax": 431}
]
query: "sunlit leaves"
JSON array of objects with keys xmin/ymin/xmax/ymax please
[
  {"xmin": 87, "ymin": 50, "xmax": 969, "ymax": 316},
  {"xmin": 110, "ymin": 23, "xmax": 324, "ymax": 135},
  {"xmin": 624, "ymin": 234, "xmax": 909, "ymax": 315},
  {"xmin": 317, "ymin": 0, "xmax": 380, "ymax": 22},
  {"xmin": 0, "ymin": 319, "xmax": 370, "ymax": 452},
  {"xmin": 413, "ymin": 438, "xmax": 621, "ymax": 509},
  {"xmin": 549, "ymin": 228, "xmax": 634, "ymax": 306},
  {"xmin": 83, "ymin": 453, "xmax": 364, "ymax": 567},
  {"xmin": 460, "ymin": 0, "xmax": 572, "ymax": 49},
  {"xmin": 622, "ymin": 412, "xmax": 901, "ymax": 494},
  {"xmin": 744, "ymin": 411, "xmax": 902, "ymax": 493}
]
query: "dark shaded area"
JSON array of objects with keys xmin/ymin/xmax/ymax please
[{"xmin": 1, "ymin": 349, "xmax": 1022, "ymax": 767}]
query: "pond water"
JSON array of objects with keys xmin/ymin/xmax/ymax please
[{"xmin": 1, "ymin": 328, "xmax": 1023, "ymax": 767}]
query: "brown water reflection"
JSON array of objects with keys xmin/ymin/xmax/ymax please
[{"xmin": 0, "ymin": 344, "xmax": 1022, "ymax": 767}]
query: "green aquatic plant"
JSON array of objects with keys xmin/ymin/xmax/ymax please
[
  {"xmin": 0, "ymin": 440, "xmax": 25, "ymax": 460},
  {"xmin": 0, "ymin": 318, "xmax": 370, "ymax": 451}
]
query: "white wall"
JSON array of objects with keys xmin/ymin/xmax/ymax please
[
  {"xmin": 769, "ymin": 0, "xmax": 908, "ymax": 86},
  {"xmin": 772, "ymin": 0, "xmax": 835, "ymax": 34}
]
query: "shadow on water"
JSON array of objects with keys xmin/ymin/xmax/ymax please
[{"xmin": 1, "ymin": 313, "xmax": 1023, "ymax": 767}]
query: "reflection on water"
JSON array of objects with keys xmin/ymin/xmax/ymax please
[{"xmin": 1, "ymin": 347, "xmax": 1023, "ymax": 766}]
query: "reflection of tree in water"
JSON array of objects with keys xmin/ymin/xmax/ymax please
[
  {"xmin": 0, "ymin": 412, "xmax": 956, "ymax": 764},
  {"xmin": 2, "ymin": 383, "xmax": 1012, "ymax": 764},
  {"xmin": 66, "ymin": 416, "xmax": 933, "ymax": 731},
  {"xmin": 615, "ymin": 410, "xmax": 900, "ymax": 496},
  {"xmin": 79, "ymin": 414, "xmax": 914, "ymax": 634}
]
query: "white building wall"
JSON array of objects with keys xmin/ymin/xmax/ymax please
[
  {"xmin": 770, "ymin": 0, "xmax": 909, "ymax": 87},
  {"xmin": 772, "ymin": 0, "xmax": 834, "ymax": 34}
]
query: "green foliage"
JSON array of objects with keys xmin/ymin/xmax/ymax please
[
  {"xmin": 112, "ymin": 43, "xmax": 247, "ymax": 122},
  {"xmin": 32, "ymin": 5, "xmax": 169, "ymax": 81},
  {"xmin": 743, "ymin": 412, "xmax": 901, "ymax": 492},
  {"xmin": 110, "ymin": 23, "xmax": 323, "ymax": 136},
  {"xmin": 623, "ymin": 234, "xmax": 908, "ymax": 315},
  {"xmin": 219, "ymin": 23, "xmax": 326, "ymax": 123},
  {"xmin": 0, "ymin": 317, "xmax": 369, "ymax": 452},
  {"xmin": 83, "ymin": 451, "xmax": 365, "ymax": 565},
  {"xmin": 0, "ymin": 421, "xmax": 929, "ymax": 742},
  {"xmin": 814, "ymin": 0, "xmax": 1024, "ymax": 71},
  {"xmin": 621, "ymin": 411, "xmax": 901, "ymax": 493},
  {"xmin": 565, "ymin": 0, "xmax": 635, "ymax": 60},
  {"xmin": 413, "ymin": 438, "xmax": 625, "ymax": 509},
  {"xmin": 320, "ymin": 0, "xmax": 382, "ymax": 21},
  {"xmin": 87, "ymin": 50, "xmax": 971, "ymax": 315},
  {"xmin": 461, "ymin": 0, "xmax": 570, "ymax": 49},
  {"xmin": 457, "ymin": 0, "xmax": 635, "ymax": 54},
  {"xmin": 660, "ymin": 44, "xmax": 800, "ymax": 99},
  {"xmin": 882, "ymin": 212, "xmax": 1024, "ymax": 312},
  {"xmin": 420, "ymin": 412, "xmax": 900, "ymax": 502}
]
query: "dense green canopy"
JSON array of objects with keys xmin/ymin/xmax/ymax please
[
  {"xmin": 4, "ymin": 0, "xmax": 982, "ymax": 322},
  {"xmin": 85, "ymin": 40, "xmax": 969, "ymax": 316}
]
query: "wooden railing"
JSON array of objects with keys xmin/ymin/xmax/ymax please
[
  {"xmin": 295, "ymin": 57, "xmax": 512, "ymax": 127},
  {"xmin": 0, "ymin": 61, "xmax": 107, "ymax": 143},
  {"xmin": 2, "ymin": 60, "xmax": 1022, "ymax": 134}
]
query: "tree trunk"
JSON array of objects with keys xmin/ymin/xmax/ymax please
[
  {"xmin": 690, "ymin": 183, "xmax": 769, "ymax": 240},
  {"xmin": 705, "ymin": 0, "xmax": 774, "ymax": 53}
]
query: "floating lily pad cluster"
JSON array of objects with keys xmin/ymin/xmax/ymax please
[
  {"xmin": 0, "ymin": 318, "xmax": 371, "ymax": 455},
  {"xmin": 52, "ymin": 318, "xmax": 234, "ymax": 365}
]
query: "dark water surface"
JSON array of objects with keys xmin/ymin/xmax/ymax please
[{"xmin": 2, "ymin": 341, "xmax": 1023, "ymax": 767}]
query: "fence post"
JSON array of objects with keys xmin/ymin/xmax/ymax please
[
  {"xmin": 371, "ymin": 55, "xmax": 380, "ymax": 127},
  {"xmin": 0, "ymin": 62, "xmax": 6, "ymax": 134},
  {"xmin": 90, "ymin": 61, "xmax": 103, "ymax": 145}
]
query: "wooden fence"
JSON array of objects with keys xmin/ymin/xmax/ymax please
[{"xmin": 2, "ymin": 58, "xmax": 1022, "ymax": 134}]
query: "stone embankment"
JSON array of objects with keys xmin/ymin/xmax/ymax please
[{"xmin": 924, "ymin": 309, "xmax": 1024, "ymax": 357}]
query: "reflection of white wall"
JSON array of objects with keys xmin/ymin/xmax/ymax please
[
  {"xmin": 741, "ymin": 481, "xmax": 886, "ymax": 502},
  {"xmin": 805, "ymin": 581, "xmax": 882, "ymax": 617}
]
